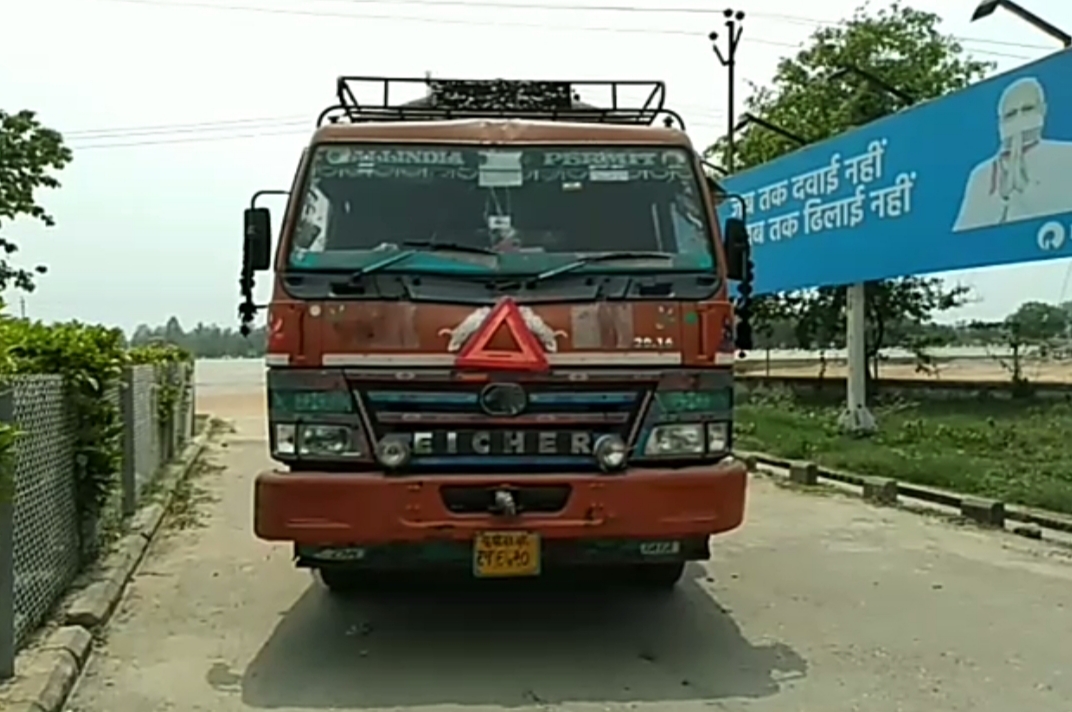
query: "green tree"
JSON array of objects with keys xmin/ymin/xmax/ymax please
[
  {"xmin": 130, "ymin": 318, "xmax": 267, "ymax": 358},
  {"xmin": 710, "ymin": 3, "xmax": 989, "ymax": 378},
  {"xmin": 1006, "ymin": 300, "xmax": 1069, "ymax": 348},
  {"xmin": 0, "ymin": 109, "xmax": 72, "ymax": 293}
]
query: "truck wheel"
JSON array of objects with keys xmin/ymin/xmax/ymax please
[
  {"xmin": 317, "ymin": 567, "xmax": 364, "ymax": 594},
  {"xmin": 632, "ymin": 562, "xmax": 685, "ymax": 590}
]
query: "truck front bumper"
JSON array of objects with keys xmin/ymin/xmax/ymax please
[{"xmin": 254, "ymin": 459, "xmax": 748, "ymax": 548}]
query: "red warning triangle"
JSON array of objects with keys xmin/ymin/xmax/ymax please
[{"xmin": 455, "ymin": 298, "xmax": 550, "ymax": 372}]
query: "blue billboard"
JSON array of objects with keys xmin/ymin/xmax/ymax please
[{"xmin": 718, "ymin": 48, "xmax": 1072, "ymax": 295}]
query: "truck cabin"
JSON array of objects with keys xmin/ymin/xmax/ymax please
[{"xmin": 240, "ymin": 77, "xmax": 753, "ymax": 339}]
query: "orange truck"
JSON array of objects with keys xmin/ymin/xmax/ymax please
[{"xmin": 240, "ymin": 76, "xmax": 755, "ymax": 592}]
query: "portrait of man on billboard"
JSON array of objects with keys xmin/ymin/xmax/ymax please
[{"xmin": 953, "ymin": 76, "xmax": 1072, "ymax": 233}]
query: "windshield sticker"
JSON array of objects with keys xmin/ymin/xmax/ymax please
[
  {"xmin": 542, "ymin": 150, "xmax": 661, "ymax": 167},
  {"xmin": 323, "ymin": 147, "xmax": 465, "ymax": 166},
  {"xmin": 293, "ymin": 186, "xmax": 331, "ymax": 252},
  {"xmin": 488, "ymin": 215, "xmax": 522, "ymax": 253},
  {"xmin": 479, "ymin": 151, "xmax": 525, "ymax": 187},
  {"xmin": 588, "ymin": 168, "xmax": 630, "ymax": 182}
]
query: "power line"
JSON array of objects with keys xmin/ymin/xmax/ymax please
[
  {"xmin": 312, "ymin": 0, "xmax": 1061, "ymax": 50},
  {"xmin": 89, "ymin": 0, "xmax": 803, "ymax": 47},
  {"xmin": 69, "ymin": 127, "xmax": 311, "ymax": 149},
  {"xmin": 89, "ymin": 0, "xmax": 1048, "ymax": 58},
  {"xmin": 60, "ymin": 99, "xmax": 726, "ymax": 142},
  {"xmin": 50, "ymin": 0, "xmax": 1050, "ymax": 144},
  {"xmin": 67, "ymin": 108, "xmax": 729, "ymax": 148},
  {"xmin": 64, "ymin": 115, "xmax": 309, "ymax": 139}
]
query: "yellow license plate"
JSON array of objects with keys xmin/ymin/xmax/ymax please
[{"xmin": 473, "ymin": 531, "xmax": 541, "ymax": 578}]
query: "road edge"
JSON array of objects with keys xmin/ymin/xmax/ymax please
[
  {"xmin": 737, "ymin": 449, "xmax": 1072, "ymax": 540},
  {"xmin": 1, "ymin": 419, "xmax": 216, "ymax": 712}
]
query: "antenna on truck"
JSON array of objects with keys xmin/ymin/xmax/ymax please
[{"xmin": 315, "ymin": 76, "xmax": 687, "ymax": 129}]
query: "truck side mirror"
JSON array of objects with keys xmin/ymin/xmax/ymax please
[
  {"xmin": 723, "ymin": 217, "xmax": 750, "ymax": 282},
  {"xmin": 243, "ymin": 208, "xmax": 272, "ymax": 271}
]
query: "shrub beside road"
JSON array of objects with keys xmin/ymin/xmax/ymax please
[{"xmin": 735, "ymin": 387, "xmax": 1072, "ymax": 515}]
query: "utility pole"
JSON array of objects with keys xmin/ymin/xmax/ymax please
[{"xmin": 710, "ymin": 9, "xmax": 746, "ymax": 173}]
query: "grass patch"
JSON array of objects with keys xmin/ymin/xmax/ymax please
[
  {"xmin": 166, "ymin": 457, "xmax": 222, "ymax": 530},
  {"xmin": 164, "ymin": 418, "xmax": 230, "ymax": 530},
  {"xmin": 735, "ymin": 386, "xmax": 1072, "ymax": 514}
]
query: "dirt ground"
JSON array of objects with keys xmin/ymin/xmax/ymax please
[
  {"xmin": 58, "ymin": 364, "xmax": 1072, "ymax": 712},
  {"xmin": 743, "ymin": 357, "xmax": 1072, "ymax": 383}
]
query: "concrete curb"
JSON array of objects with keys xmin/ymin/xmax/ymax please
[
  {"xmin": 0, "ymin": 421, "xmax": 214, "ymax": 712},
  {"xmin": 738, "ymin": 448, "xmax": 1072, "ymax": 538}
]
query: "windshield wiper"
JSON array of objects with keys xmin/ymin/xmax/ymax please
[
  {"xmin": 400, "ymin": 240, "xmax": 497, "ymax": 255},
  {"xmin": 354, "ymin": 241, "xmax": 498, "ymax": 276},
  {"xmin": 527, "ymin": 251, "xmax": 676, "ymax": 285}
]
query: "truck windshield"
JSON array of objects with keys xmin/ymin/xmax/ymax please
[{"xmin": 287, "ymin": 144, "xmax": 716, "ymax": 275}]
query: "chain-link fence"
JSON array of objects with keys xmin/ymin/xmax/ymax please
[{"xmin": 0, "ymin": 363, "xmax": 196, "ymax": 678}]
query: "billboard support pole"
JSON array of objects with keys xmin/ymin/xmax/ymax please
[
  {"xmin": 834, "ymin": 66, "xmax": 916, "ymax": 435},
  {"xmin": 710, "ymin": 9, "xmax": 746, "ymax": 173},
  {"xmin": 842, "ymin": 283, "xmax": 877, "ymax": 434}
]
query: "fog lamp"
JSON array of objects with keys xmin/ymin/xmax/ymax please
[
  {"xmin": 375, "ymin": 435, "xmax": 411, "ymax": 470},
  {"xmin": 594, "ymin": 434, "xmax": 628, "ymax": 472}
]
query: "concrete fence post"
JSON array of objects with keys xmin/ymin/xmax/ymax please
[
  {"xmin": 120, "ymin": 366, "xmax": 137, "ymax": 517},
  {"xmin": 0, "ymin": 388, "xmax": 16, "ymax": 680},
  {"xmin": 186, "ymin": 363, "xmax": 196, "ymax": 441},
  {"xmin": 157, "ymin": 365, "xmax": 171, "ymax": 465},
  {"xmin": 170, "ymin": 363, "xmax": 181, "ymax": 455}
]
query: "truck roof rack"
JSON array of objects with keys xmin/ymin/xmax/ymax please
[{"xmin": 316, "ymin": 76, "xmax": 686, "ymax": 130}]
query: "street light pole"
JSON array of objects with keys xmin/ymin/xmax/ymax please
[
  {"xmin": 710, "ymin": 9, "xmax": 746, "ymax": 173},
  {"xmin": 970, "ymin": 0, "xmax": 1071, "ymax": 47}
]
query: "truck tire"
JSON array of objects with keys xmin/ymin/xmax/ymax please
[
  {"xmin": 631, "ymin": 562, "xmax": 685, "ymax": 590},
  {"xmin": 316, "ymin": 567, "xmax": 364, "ymax": 594}
]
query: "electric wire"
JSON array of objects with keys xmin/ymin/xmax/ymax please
[
  {"xmin": 89, "ymin": 0, "xmax": 1055, "ymax": 58},
  {"xmin": 88, "ymin": 0, "xmax": 803, "ymax": 47},
  {"xmin": 51, "ymin": 0, "xmax": 1058, "ymax": 147}
]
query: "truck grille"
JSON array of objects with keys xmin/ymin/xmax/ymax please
[
  {"xmin": 356, "ymin": 383, "xmax": 650, "ymax": 471},
  {"xmin": 440, "ymin": 484, "xmax": 572, "ymax": 514}
]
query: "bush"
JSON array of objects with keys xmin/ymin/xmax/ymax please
[
  {"xmin": 0, "ymin": 316, "xmax": 195, "ymax": 521},
  {"xmin": 128, "ymin": 342, "xmax": 194, "ymax": 424},
  {"xmin": 0, "ymin": 309, "xmax": 14, "ymax": 504},
  {"xmin": 0, "ymin": 316, "xmax": 127, "ymax": 519}
]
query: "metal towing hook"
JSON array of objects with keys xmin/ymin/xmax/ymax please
[{"xmin": 492, "ymin": 488, "xmax": 518, "ymax": 517}]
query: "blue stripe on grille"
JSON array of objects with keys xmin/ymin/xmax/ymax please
[
  {"xmin": 364, "ymin": 391, "xmax": 638, "ymax": 406},
  {"xmin": 365, "ymin": 391, "xmax": 476, "ymax": 405}
]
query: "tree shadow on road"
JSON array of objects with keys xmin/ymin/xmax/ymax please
[{"xmin": 240, "ymin": 564, "xmax": 807, "ymax": 708}]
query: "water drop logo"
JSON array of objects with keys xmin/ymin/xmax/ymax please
[{"xmin": 1037, "ymin": 221, "xmax": 1066, "ymax": 251}]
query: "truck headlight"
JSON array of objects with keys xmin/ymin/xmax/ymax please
[
  {"xmin": 706, "ymin": 422, "xmax": 729, "ymax": 453},
  {"xmin": 299, "ymin": 424, "xmax": 356, "ymax": 456},
  {"xmin": 644, "ymin": 424, "xmax": 704, "ymax": 456}
]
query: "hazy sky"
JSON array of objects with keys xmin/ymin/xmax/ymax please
[{"xmin": 2, "ymin": 0, "xmax": 1071, "ymax": 332}]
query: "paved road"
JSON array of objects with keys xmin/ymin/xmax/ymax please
[{"xmin": 65, "ymin": 366, "xmax": 1072, "ymax": 712}]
